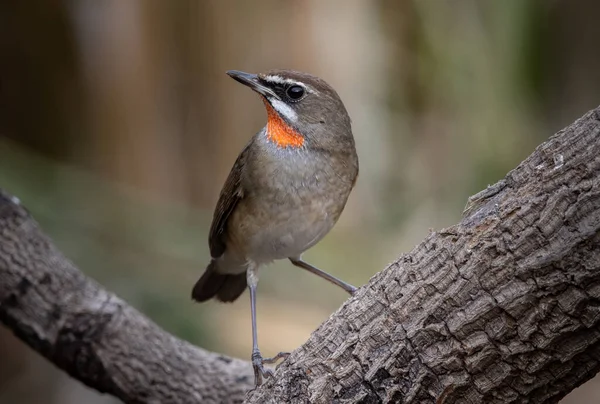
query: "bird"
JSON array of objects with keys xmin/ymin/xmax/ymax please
[{"xmin": 191, "ymin": 69, "xmax": 359, "ymax": 388}]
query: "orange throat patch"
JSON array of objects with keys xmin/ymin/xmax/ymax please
[{"xmin": 263, "ymin": 100, "xmax": 304, "ymax": 148}]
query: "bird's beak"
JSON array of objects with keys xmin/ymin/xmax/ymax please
[{"xmin": 226, "ymin": 70, "xmax": 280, "ymax": 100}]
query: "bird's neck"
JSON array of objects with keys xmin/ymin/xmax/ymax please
[{"xmin": 263, "ymin": 100, "xmax": 304, "ymax": 149}]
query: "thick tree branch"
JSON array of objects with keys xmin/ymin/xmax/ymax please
[
  {"xmin": 246, "ymin": 106, "xmax": 600, "ymax": 403},
  {"xmin": 0, "ymin": 194, "xmax": 254, "ymax": 403},
  {"xmin": 1, "ymin": 106, "xmax": 599, "ymax": 404}
]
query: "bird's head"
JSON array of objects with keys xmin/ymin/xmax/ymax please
[{"xmin": 226, "ymin": 69, "xmax": 354, "ymax": 151}]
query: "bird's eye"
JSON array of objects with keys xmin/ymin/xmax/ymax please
[{"xmin": 286, "ymin": 85, "xmax": 305, "ymax": 100}]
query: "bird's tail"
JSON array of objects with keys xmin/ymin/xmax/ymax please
[{"xmin": 191, "ymin": 259, "xmax": 247, "ymax": 303}]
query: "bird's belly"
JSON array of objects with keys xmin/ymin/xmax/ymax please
[
  {"xmin": 227, "ymin": 195, "xmax": 336, "ymax": 264},
  {"xmin": 253, "ymin": 213, "xmax": 332, "ymax": 262}
]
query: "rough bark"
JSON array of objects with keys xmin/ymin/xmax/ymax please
[
  {"xmin": 246, "ymin": 107, "xmax": 600, "ymax": 403},
  {"xmin": 0, "ymin": 193, "xmax": 254, "ymax": 403},
  {"xmin": 1, "ymin": 106, "xmax": 600, "ymax": 404}
]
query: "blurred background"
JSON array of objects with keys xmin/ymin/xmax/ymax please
[{"xmin": 1, "ymin": 0, "xmax": 599, "ymax": 403}]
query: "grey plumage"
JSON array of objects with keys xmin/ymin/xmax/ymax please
[
  {"xmin": 191, "ymin": 69, "xmax": 359, "ymax": 387},
  {"xmin": 192, "ymin": 70, "xmax": 358, "ymax": 303}
]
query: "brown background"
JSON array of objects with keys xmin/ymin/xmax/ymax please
[{"xmin": 1, "ymin": 0, "xmax": 599, "ymax": 402}]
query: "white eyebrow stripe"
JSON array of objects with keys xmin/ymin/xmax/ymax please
[
  {"xmin": 263, "ymin": 75, "xmax": 296, "ymax": 85},
  {"xmin": 262, "ymin": 75, "xmax": 317, "ymax": 94}
]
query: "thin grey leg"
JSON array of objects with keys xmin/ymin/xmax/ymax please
[
  {"xmin": 247, "ymin": 265, "xmax": 270, "ymax": 387},
  {"xmin": 289, "ymin": 257, "xmax": 357, "ymax": 294},
  {"xmin": 247, "ymin": 265, "xmax": 289, "ymax": 388}
]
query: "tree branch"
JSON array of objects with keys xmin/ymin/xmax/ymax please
[
  {"xmin": 1, "ymin": 106, "xmax": 600, "ymax": 404},
  {"xmin": 246, "ymin": 106, "xmax": 600, "ymax": 403},
  {"xmin": 0, "ymin": 193, "xmax": 254, "ymax": 403}
]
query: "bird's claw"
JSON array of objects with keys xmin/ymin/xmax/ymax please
[
  {"xmin": 250, "ymin": 350, "xmax": 290, "ymax": 388},
  {"xmin": 262, "ymin": 351, "xmax": 290, "ymax": 365}
]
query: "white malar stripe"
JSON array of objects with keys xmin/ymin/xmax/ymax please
[{"xmin": 271, "ymin": 99, "xmax": 298, "ymax": 122}]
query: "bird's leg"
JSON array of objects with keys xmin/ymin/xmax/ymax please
[
  {"xmin": 289, "ymin": 257, "xmax": 357, "ymax": 294},
  {"xmin": 247, "ymin": 265, "xmax": 275, "ymax": 388}
]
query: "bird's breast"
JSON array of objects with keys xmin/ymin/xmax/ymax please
[
  {"xmin": 227, "ymin": 139, "xmax": 355, "ymax": 263},
  {"xmin": 247, "ymin": 140, "xmax": 352, "ymax": 204}
]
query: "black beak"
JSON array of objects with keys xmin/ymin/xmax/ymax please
[{"xmin": 226, "ymin": 70, "xmax": 280, "ymax": 100}]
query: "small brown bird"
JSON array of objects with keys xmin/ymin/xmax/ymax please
[{"xmin": 192, "ymin": 69, "xmax": 359, "ymax": 387}]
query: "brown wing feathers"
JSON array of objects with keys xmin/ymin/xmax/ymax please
[
  {"xmin": 192, "ymin": 141, "xmax": 251, "ymax": 303},
  {"xmin": 208, "ymin": 142, "xmax": 250, "ymax": 258}
]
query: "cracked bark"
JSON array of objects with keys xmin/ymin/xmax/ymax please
[
  {"xmin": 0, "ymin": 193, "xmax": 254, "ymax": 403},
  {"xmin": 1, "ymin": 106, "xmax": 600, "ymax": 404}
]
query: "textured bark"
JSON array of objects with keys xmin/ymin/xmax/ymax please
[
  {"xmin": 0, "ymin": 106, "xmax": 599, "ymax": 404},
  {"xmin": 0, "ymin": 193, "xmax": 254, "ymax": 403},
  {"xmin": 245, "ymin": 107, "xmax": 600, "ymax": 404}
]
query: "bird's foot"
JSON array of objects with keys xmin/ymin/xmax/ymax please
[
  {"xmin": 262, "ymin": 351, "xmax": 290, "ymax": 365},
  {"xmin": 251, "ymin": 350, "xmax": 273, "ymax": 389},
  {"xmin": 250, "ymin": 350, "xmax": 290, "ymax": 389}
]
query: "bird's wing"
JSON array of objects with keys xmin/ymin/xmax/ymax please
[{"xmin": 208, "ymin": 140, "xmax": 251, "ymax": 258}]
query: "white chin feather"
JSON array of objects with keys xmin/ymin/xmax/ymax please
[{"xmin": 270, "ymin": 99, "xmax": 298, "ymax": 122}]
